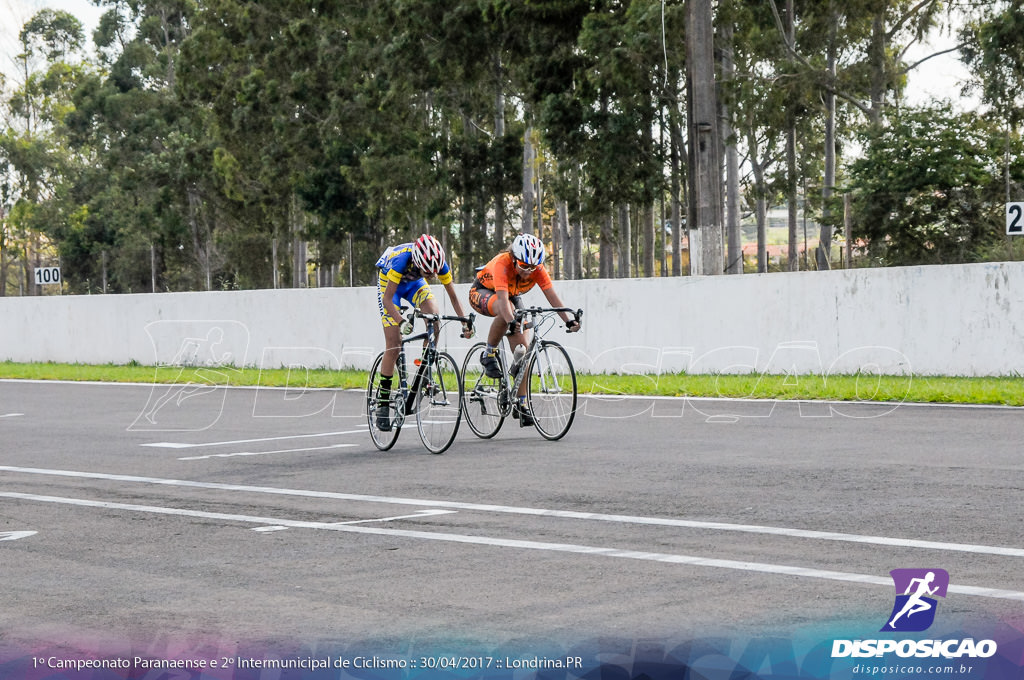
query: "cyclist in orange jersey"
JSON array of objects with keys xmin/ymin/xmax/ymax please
[{"xmin": 468, "ymin": 233, "xmax": 581, "ymax": 426}]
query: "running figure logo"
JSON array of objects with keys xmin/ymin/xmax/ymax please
[{"xmin": 881, "ymin": 568, "xmax": 949, "ymax": 632}]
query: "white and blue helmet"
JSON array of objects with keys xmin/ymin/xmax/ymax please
[{"xmin": 511, "ymin": 233, "xmax": 545, "ymax": 266}]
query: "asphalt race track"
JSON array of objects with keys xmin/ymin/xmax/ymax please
[{"xmin": 2, "ymin": 379, "xmax": 1023, "ymax": 659}]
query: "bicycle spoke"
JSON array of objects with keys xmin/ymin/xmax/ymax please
[
  {"xmin": 527, "ymin": 342, "xmax": 577, "ymax": 440},
  {"xmin": 366, "ymin": 352, "xmax": 402, "ymax": 451},
  {"xmin": 460, "ymin": 342, "xmax": 505, "ymax": 439},
  {"xmin": 416, "ymin": 352, "xmax": 462, "ymax": 453}
]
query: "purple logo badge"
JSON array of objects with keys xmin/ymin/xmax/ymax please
[{"xmin": 881, "ymin": 568, "xmax": 949, "ymax": 632}]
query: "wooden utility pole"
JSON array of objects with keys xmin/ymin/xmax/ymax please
[{"xmin": 686, "ymin": 0, "xmax": 724, "ymax": 275}]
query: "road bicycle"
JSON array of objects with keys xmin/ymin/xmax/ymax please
[
  {"xmin": 366, "ymin": 308, "xmax": 474, "ymax": 454},
  {"xmin": 461, "ymin": 306, "xmax": 582, "ymax": 441}
]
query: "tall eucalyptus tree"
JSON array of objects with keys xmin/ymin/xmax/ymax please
[{"xmin": 1, "ymin": 9, "xmax": 86, "ymax": 294}]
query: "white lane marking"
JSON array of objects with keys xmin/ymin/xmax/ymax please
[
  {"xmin": 2, "ymin": 465, "xmax": 1022, "ymax": 559},
  {"xmin": 1, "ymin": 413, "xmax": 25, "ymax": 418},
  {"xmin": 0, "ymin": 530, "xmax": 37, "ymax": 541},
  {"xmin": 332, "ymin": 509, "xmax": 457, "ymax": 526},
  {"xmin": 178, "ymin": 443, "xmax": 356, "ymax": 461},
  {"xmin": 1, "ymin": 491, "xmax": 1021, "ymax": 602},
  {"xmin": 253, "ymin": 509, "xmax": 457, "ymax": 532},
  {"xmin": 142, "ymin": 429, "xmax": 367, "ymax": 449},
  {"xmin": 0, "ymin": 379, "xmax": 359, "ymax": 391}
]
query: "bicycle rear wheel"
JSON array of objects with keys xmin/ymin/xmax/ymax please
[
  {"xmin": 366, "ymin": 352, "xmax": 402, "ymax": 451},
  {"xmin": 460, "ymin": 341, "xmax": 506, "ymax": 439},
  {"xmin": 416, "ymin": 351, "xmax": 463, "ymax": 454},
  {"xmin": 526, "ymin": 341, "xmax": 577, "ymax": 441}
]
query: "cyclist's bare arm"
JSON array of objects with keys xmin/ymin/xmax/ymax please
[
  {"xmin": 441, "ymin": 280, "xmax": 474, "ymax": 338},
  {"xmin": 382, "ymin": 279, "xmax": 403, "ymax": 326}
]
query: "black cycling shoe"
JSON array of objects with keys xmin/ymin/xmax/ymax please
[
  {"xmin": 518, "ymin": 407, "xmax": 535, "ymax": 427},
  {"xmin": 375, "ymin": 402, "xmax": 392, "ymax": 431},
  {"xmin": 514, "ymin": 402, "xmax": 535, "ymax": 427},
  {"xmin": 480, "ymin": 350, "xmax": 502, "ymax": 379}
]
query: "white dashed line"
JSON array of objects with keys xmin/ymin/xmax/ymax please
[
  {"xmin": 178, "ymin": 443, "xmax": 357, "ymax": 460},
  {"xmin": 142, "ymin": 429, "xmax": 367, "ymax": 449},
  {"xmin": 1, "ymin": 466, "xmax": 1023, "ymax": 558},
  {"xmin": 1, "ymin": 490, "xmax": 1022, "ymax": 602}
]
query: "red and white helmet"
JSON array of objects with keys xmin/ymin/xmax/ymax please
[
  {"xmin": 412, "ymin": 234, "xmax": 445, "ymax": 273},
  {"xmin": 511, "ymin": 233, "xmax": 545, "ymax": 266}
]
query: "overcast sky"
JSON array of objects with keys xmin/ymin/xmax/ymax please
[
  {"xmin": 1, "ymin": 0, "xmax": 979, "ymax": 109},
  {"xmin": 1, "ymin": 0, "xmax": 103, "ymax": 82}
]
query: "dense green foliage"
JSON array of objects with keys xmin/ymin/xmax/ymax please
[
  {"xmin": 848, "ymin": 104, "xmax": 1024, "ymax": 265},
  {"xmin": 1, "ymin": 0, "xmax": 1023, "ymax": 295}
]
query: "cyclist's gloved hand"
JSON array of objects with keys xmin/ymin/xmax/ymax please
[
  {"xmin": 400, "ymin": 320, "xmax": 414, "ymax": 335},
  {"xmin": 566, "ymin": 319, "xmax": 581, "ymax": 333},
  {"xmin": 507, "ymin": 320, "xmax": 519, "ymax": 336}
]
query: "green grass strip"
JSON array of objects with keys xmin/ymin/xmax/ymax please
[{"xmin": 1, "ymin": 361, "xmax": 1021, "ymax": 407}]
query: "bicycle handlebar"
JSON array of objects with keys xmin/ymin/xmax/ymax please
[
  {"xmin": 514, "ymin": 306, "xmax": 582, "ymax": 318},
  {"xmin": 398, "ymin": 306, "xmax": 475, "ymax": 338},
  {"xmin": 511, "ymin": 307, "xmax": 583, "ymax": 334}
]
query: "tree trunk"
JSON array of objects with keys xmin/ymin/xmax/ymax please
[
  {"xmin": 868, "ymin": 12, "xmax": 886, "ymax": 126},
  {"xmin": 460, "ymin": 199, "xmax": 473, "ymax": 281},
  {"xmin": 817, "ymin": 12, "xmax": 838, "ymax": 271},
  {"xmin": 521, "ymin": 126, "xmax": 535, "ymax": 235},
  {"xmin": 23, "ymin": 242, "xmax": 34, "ymax": 296},
  {"xmin": 617, "ymin": 203, "xmax": 631, "ymax": 278},
  {"xmin": 0, "ymin": 228, "xmax": 7, "ymax": 296},
  {"xmin": 785, "ymin": 0, "xmax": 798, "ymax": 273},
  {"xmin": 670, "ymin": 108, "xmax": 684, "ymax": 276},
  {"xmin": 643, "ymin": 204, "xmax": 655, "ymax": 278},
  {"xmin": 686, "ymin": 0, "xmax": 724, "ymax": 275},
  {"xmin": 494, "ymin": 54, "xmax": 506, "ymax": 249},
  {"xmin": 600, "ymin": 212, "xmax": 614, "ymax": 278},
  {"xmin": 573, "ymin": 216, "xmax": 584, "ymax": 278},
  {"xmin": 721, "ymin": 23, "xmax": 742, "ymax": 275},
  {"xmin": 746, "ymin": 130, "xmax": 769, "ymax": 273},
  {"xmin": 191, "ymin": 186, "xmax": 214, "ymax": 290},
  {"xmin": 757, "ymin": 194, "xmax": 768, "ymax": 273},
  {"xmin": 556, "ymin": 200, "xmax": 572, "ymax": 279},
  {"xmin": 786, "ymin": 125, "xmax": 798, "ymax": 272},
  {"xmin": 568, "ymin": 167, "xmax": 584, "ymax": 279}
]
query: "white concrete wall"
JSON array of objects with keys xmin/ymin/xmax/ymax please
[{"xmin": 1, "ymin": 261, "xmax": 1020, "ymax": 376}]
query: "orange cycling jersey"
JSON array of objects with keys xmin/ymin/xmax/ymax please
[{"xmin": 475, "ymin": 251, "xmax": 553, "ymax": 296}]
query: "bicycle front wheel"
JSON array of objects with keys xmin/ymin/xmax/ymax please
[
  {"xmin": 416, "ymin": 351, "xmax": 463, "ymax": 454},
  {"xmin": 526, "ymin": 341, "xmax": 577, "ymax": 441},
  {"xmin": 460, "ymin": 342, "xmax": 505, "ymax": 439},
  {"xmin": 366, "ymin": 352, "xmax": 402, "ymax": 451}
]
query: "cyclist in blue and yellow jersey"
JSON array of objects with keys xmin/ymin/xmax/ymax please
[
  {"xmin": 374, "ymin": 234, "xmax": 472, "ymax": 431},
  {"xmin": 469, "ymin": 233, "xmax": 581, "ymax": 426}
]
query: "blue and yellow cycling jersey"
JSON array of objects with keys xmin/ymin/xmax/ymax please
[{"xmin": 375, "ymin": 243, "xmax": 453, "ymax": 286}]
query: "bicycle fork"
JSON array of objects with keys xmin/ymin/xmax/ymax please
[{"xmin": 403, "ymin": 347, "xmax": 434, "ymax": 415}]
